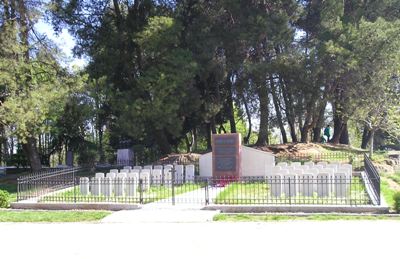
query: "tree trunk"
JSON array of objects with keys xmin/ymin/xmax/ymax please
[
  {"xmin": 331, "ymin": 116, "xmax": 349, "ymax": 145},
  {"xmin": 241, "ymin": 93, "xmax": 252, "ymax": 145},
  {"xmin": 279, "ymin": 76, "xmax": 297, "ymax": 142},
  {"xmin": 361, "ymin": 126, "xmax": 371, "ymax": 149},
  {"xmin": 270, "ymin": 76, "xmax": 287, "ymax": 143},
  {"xmin": 206, "ymin": 123, "xmax": 212, "ymax": 150},
  {"xmin": 225, "ymin": 72, "xmax": 236, "ymax": 133},
  {"xmin": 339, "ymin": 123, "xmax": 350, "ymax": 145},
  {"xmin": 22, "ymin": 137, "xmax": 42, "ymax": 172},
  {"xmin": 369, "ymin": 130, "xmax": 375, "ymax": 157},
  {"xmin": 192, "ymin": 128, "xmax": 197, "ymax": 152},
  {"xmin": 312, "ymin": 101, "xmax": 327, "ymax": 142},
  {"xmin": 256, "ymin": 85, "xmax": 269, "ymax": 146},
  {"xmin": 185, "ymin": 134, "xmax": 191, "ymax": 153},
  {"xmin": 312, "ymin": 127, "xmax": 322, "ymax": 142},
  {"xmin": 300, "ymin": 124, "xmax": 312, "ymax": 143}
]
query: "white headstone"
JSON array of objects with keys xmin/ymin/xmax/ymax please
[
  {"xmin": 131, "ymin": 169, "xmax": 140, "ymax": 174},
  {"xmin": 316, "ymin": 173, "xmax": 331, "ymax": 197},
  {"xmin": 304, "ymin": 161, "xmax": 315, "ymax": 166},
  {"xmin": 334, "ymin": 172, "xmax": 348, "ymax": 198},
  {"xmin": 154, "ymin": 165, "xmax": 163, "ymax": 170},
  {"xmin": 313, "ymin": 165, "xmax": 324, "ymax": 171},
  {"xmin": 118, "ymin": 172, "xmax": 127, "ymax": 178},
  {"xmin": 95, "ymin": 173, "xmax": 105, "ymax": 179},
  {"xmin": 175, "ymin": 165, "xmax": 184, "ymax": 184},
  {"xmin": 115, "ymin": 175, "xmax": 126, "ymax": 197},
  {"xmin": 326, "ymin": 164, "xmax": 339, "ymax": 172},
  {"xmin": 307, "ymin": 168, "xmax": 320, "ymax": 176},
  {"xmin": 128, "ymin": 172, "xmax": 139, "ymax": 179},
  {"xmin": 283, "ymin": 174, "xmax": 298, "ymax": 197},
  {"xmin": 134, "ymin": 166, "xmax": 142, "ymax": 170},
  {"xmin": 339, "ymin": 164, "xmax": 352, "ymax": 178},
  {"xmin": 291, "ymin": 162, "xmax": 301, "ymax": 167},
  {"xmin": 140, "ymin": 169, "xmax": 151, "ymax": 191},
  {"xmin": 299, "ymin": 173, "xmax": 314, "ymax": 197},
  {"xmin": 90, "ymin": 178, "xmax": 101, "ymax": 196},
  {"xmin": 106, "ymin": 172, "xmax": 116, "ymax": 179},
  {"xmin": 79, "ymin": 177, "xmax": 89, "ymax": 195},
  {"xmin": 126, "ymin": 175, "xmax": 138, "ymax": 197},
  {"xmin": 119, "ymin": 169, "xmax": 130, "ymax": 175},
  {"xmin": 109, "ymin": 169, "xmax": 119, "ymax": 174},
  {"xmin": 151, "ymin": 169, "xmax": 163, "ymax": 186},
  {"xmin": 164, "ymin": 170, "xmax": 172, "ymax": 188},
  {"xmin": 317, "ymin": 161, "xmax": 328, "ymax": 167},
  {"xmin": 269, "ymin": 174, "xmax": 283, "ymax": 197},
  {"xmin": 123, "ymin": 166, "xmax": 132, "ymax": 170},
  {"xmin": 185, "ymin": 165, "xmax": 195, "ymax": 183},
  {"xmin": 277, "ymin": 162, "xmax": 288, "ymax": 167},
  {"xmin": 101, "ymin": 177, "xmax": 113, "ymax": 197}
]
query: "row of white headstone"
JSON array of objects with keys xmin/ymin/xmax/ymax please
[
  {"xmin": 267, "ymin": 162, "xmax": 353, "ymax": 198},
  {"xmin": 79, "ymin": 164, "xmax": 196, "ymax": 197}
]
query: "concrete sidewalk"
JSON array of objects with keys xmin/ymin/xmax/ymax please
[{"xmin": 101, "ymin": 205, "xmax": 219, "ymax": 223}]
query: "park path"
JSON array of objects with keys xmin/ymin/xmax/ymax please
[
  {"xmin": 1, "ymin": 220, "xmax": 399, "ymax": 259},
  {"xmin": 101, "ymin": 186, "xmax": 226, "ymax": 223}
]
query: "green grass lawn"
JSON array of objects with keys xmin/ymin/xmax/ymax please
[
  {"xmin": 214, "ymin": 177, "xmax": 370, "ymax": 205},
  {"xmin": 0, "ymin": 210, "xmax": 111, "ymax": 222},
  {"xmin": 381, "ymin": 179, "xmax": 396, "ymax": 210},
  {"xmin": 213, "ymin": 213, "xmax": 400, "ymax": 222},
  {"xmin": 39, "ymin": 183, "xmax": 203, "ymax": 204}
]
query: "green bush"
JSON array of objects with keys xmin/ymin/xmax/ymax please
[
  {"xmin": 0, "ymin": 190, "xmax": 10, "ymax": 208},
  {"xmin": 393, "ymin": 192, "xmax": 400, "ymax": 213}
]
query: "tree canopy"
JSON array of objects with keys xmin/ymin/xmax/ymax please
[{"xmin": 0, "ymin": 0, "xmax": 399, "ymax": 169}]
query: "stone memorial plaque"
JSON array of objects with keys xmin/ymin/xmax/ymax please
[
  {"xmin": 214, "ymin": 146, "xmax": 237, "ymax": 156},
  {"xmin": 215, "ymin": 157, "xmax": 236, "ymax": 171},
  {"xmin": 212, "ymin": 133, "xmax": 241, "ymax": 177}
]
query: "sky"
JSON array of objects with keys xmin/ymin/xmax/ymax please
[{"xmin": 35, "ymin": 19, "xmax": 88, "ymax": 69}]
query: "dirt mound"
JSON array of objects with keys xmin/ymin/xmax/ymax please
[
  {"xmin": 255, "ymin": 143, "xmax": 326, "ymax": 156},
  {"xmin": 157, "ymin": 153, "xmax": 202, "ymax": 165}
]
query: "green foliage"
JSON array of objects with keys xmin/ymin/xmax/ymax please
[
  {"xmin": 0, "ymin": 190, "xmax": 10, "ymax": 208},
  {"xmin": 77, "ymin": 142, "xmax": 98, "ymax": 167},
  {"xmin": 393, "ymin": 192, "xmax": 400, "ymax": 213},
  {"xmin": 213, "ymin": 214, "xmax": 399, "ymax": 222},
  {"xmin": 5, "ymin": 0, "xmax": 396, "ymax": 166},
  {"xmin": 0, "ymin": 210, "xmax": 111, "ymax": 222}
]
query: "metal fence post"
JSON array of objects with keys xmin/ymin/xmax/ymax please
[
  {"xmin": 73, "ymin": 168, "xmax": 77, "ymax": 203},
  {"xmin": 139, "ymin": 179, "xmax": 143, "ymax": 204},
  {"xmin": 17, "ymin": 178, "xmax": 20, "ymax": 202},
  {"xmin": 171, "ymin": 166, "xmax": 176, "ymax": 206},
  {"xmin": 288, "ymin": 177, "xmax": 291, "ymax": 205},
  {"xmin": 205, "ymin": 178, "xmax": 209, "ymax": 205}
]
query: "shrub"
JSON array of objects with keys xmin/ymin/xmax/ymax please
[
  {"xmin": 0, "ymin": 190, "xmax": 10, "ymax": 208},
  {"xmin": 393, "ymin": 192, "xmax": 400, "ymax": 213}
]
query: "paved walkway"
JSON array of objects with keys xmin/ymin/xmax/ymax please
[
  {"xmin": 1, "ymin": 220, "xmax": 399, "ymax": 259},
  {"xmin": 101, "ymin": 187, "xmax": 225, "ymax": 223}
]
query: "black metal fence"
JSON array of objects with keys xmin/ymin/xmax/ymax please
[
  {"xmin": 17, "ymin": 170, "xmax": 376, "ymax": 206},
  {"xmin": 364, "ymin": 154, "xmax": 381, "ymax": 204},
  {"xmin": 276, "ymin": 152, "xmax": 365, "ymax": 170}
]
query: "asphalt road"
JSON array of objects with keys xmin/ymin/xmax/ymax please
[{"xmin": 0, "ymin": 220, "xmax": 398, "ymax": 259}]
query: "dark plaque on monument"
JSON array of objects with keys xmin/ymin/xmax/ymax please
[{"xmin": 212, "ymin": 133, "xmax": 241, "ymax": 177}]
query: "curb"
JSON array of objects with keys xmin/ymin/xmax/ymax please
[
  {"xmin": 203, "ymin": 205, "xmax": 390, "ymax": 214},
  {"xmin": 10, "ymin": 202, "xmax": 141, "ymax": 211}
]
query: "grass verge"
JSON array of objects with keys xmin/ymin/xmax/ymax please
[
  {"xmin": 213, "ymin": 213, "xmax": 400, "ymax": 222},
  {"xmin": 381, "ymin": 179, "xmax": 396, "ymax": 210},
  {"xmin": 0, "ymin": 210, "xmax": 111, "ymax": 222}
]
